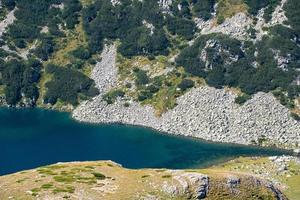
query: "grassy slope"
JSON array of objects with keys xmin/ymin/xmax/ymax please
[
  {"xmin": 116, "ymin": 53, "xmax": 205, "ymax": 116},
  {"xmin": 36, "ymin": 19, "xmax": 94, "ymax": 111},
  {"xmin": 217, "ymin": 0, "xmax": 248, "ymax": 18},
  {"xmin": 0, "ymin": 160, "xmax": 285, "ymax": 200}
]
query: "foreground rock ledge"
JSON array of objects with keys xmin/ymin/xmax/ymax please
[{"xmin": 0, "ymin": 160, "xmax": 287, "ymax": 200}]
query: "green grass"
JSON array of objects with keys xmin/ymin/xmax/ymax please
[
  {"xmin": 31, "ymin": 188, "xmax": 41, "ymax": 193},
  {"xmin": 53, "ymin": 186, "xmax": 75, "ymax": 194},
  {"xmin": 80, "ymin": 0, "xmax": 95, "ymax": 7},
  {"xmin": 36, "ymin": 71, "xmax": 53, "ymax": 107},
  {"xmin": 41, "ymin": 183, "xmax": 54, "ymax": 189},
  {"xmin": 37, "ymin": 168, "xmax": 58, "ymax": 176},
  {"xmin": 280, "ymin": 161, "xmax": 300, "ymax": 200},
  {"xmin": 84, "ymin": 166, "xmax": 95, "ymax": 169},
  {"xmin": 161, "ymin": 175, "xmax": 172, "ymax": 178},
  {"xmin": 16, "ymin": 178, "xmax": 28, "ymax": 183},
  {"xmin": 92, "ymin": 172, "xmax": 106, "ymax": 180},
  {"xmin": 53, "ymin": 175, "xmax": 76, "ymax": 183},
  {"xmin": 216, "ymin": 0, "xmax": 248, "ymax": 24}
]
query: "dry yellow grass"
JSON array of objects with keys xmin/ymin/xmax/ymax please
[
  {"xmin": 36, "ymin": 71, "xmax": 53, "ymax": 107},
  {"xmin": 216, "ymin": 0, "xmax": 248, "ymax": 23},
  {"xmin": 80, "ymin": 0, "xmax": 95, "ymax": 7},
  {"xmin": 48, "ymin": 22, "xmax": 87, "ymax": 67},
  {"xmin": 0, "ymin": 160, "xmax": 282, "ymax": 200}
]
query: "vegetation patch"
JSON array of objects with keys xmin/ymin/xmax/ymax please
[
  {"xmin": 37, "ymin": 168, "xmax": 58, "ymax": 176},
  {"xmin": 53, "ymin": 175, "xmax": 76, "ymax": 183},
  {"xmin": 92, "ymin": 172, "xmax": 106, "ymax": 180},
  {"xmin": 216, "ymin": 0, "xmax": 247, "ymax": 24},
  {"xmin": 103, "ymin": 89, "xmax": 125, "ymax": 104},
  {"xmin": 176, "ymin": 32, "xmax": 300, "ymax": 108},
  {"xmin": 44, "ymin": 64, "xmax": 99, "ymax": 106},
  {"xmin": 41, "ymin": 183, "xmax": 54, "ymax": 189},
  {"xmin": 114, "ymin": 52, "xmax": 204, "ymax": 115},
  {"xmin": 53, "ymin": 186, "xmax": 75, "ymax": 194},
  {"xmin": 162, "ymin": 175, "xmax": 172, "ymax": 178},
  {"xmin": 235, "ymin": 94, "xmax": 251, "ymax": 105}
]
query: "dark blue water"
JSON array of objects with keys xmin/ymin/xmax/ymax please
[{"xmin": 0, "ymin": 108, "xmax": 289, "ymax": 175}]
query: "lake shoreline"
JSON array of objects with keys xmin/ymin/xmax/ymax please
[
  {"xmin": 1, "ymin": 108, "xmax": 293, "ymax": 176},
  {"xmin": 0, "ymin": 106, "xmax": 295, "ymax": 154},
  {"xmin": 73, "ymin": 114, "xmax": 293, "ymax": 154},
  {"xmin": 72, "ymin": 88, "xmax": 300, "ymax": 151}
]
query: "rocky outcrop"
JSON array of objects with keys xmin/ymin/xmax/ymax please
[
  {"xmin": 269, "ymin": 0, "xmax": 288, "ymax": 26},
  {"xmin": 162, "ymin": 171, "xmax": 209, "ymax": 199},
  {"xmin": 269, "ymin": 156, "xmax": 300, "ymax": 172},
  {"xmin": 158, "ymin": 0, "xmax": 172, "ymax": 13},
  {"xmin": 200, "ymin": 12, "xmax": 252, "ymax": 40},
  {"xmin": 111, "ymin": 0, "xmax": 121, "ymax": 7},
  {"xmin": 0, "ymin": 8, "xmax": 16, "ymax": 38},
  {"xmin": 195, "ymin": 0, "xmax": 289, "ymax": 41}
]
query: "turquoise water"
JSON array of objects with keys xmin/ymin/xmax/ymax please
[{"xmin": 0, "ymin": 108, "xmax": 289, "ymax": 175}]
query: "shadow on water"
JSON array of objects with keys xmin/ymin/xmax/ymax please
[{"xmin": 0, "ymin": 108, "xmax": 291, "ymax": 175}]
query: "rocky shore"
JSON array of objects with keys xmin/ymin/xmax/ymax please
[
  {"xmin": 73, "ymin": 86, "xmax": 300, "ymax": 149},
  {"xmin": 73, "ymin": 45, "xmax": 300, "ymax": 150}
]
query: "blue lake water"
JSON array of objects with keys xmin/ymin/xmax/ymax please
[{"xmin": 0, "ymin": 108, "xmax": 289, "ymax": 175}]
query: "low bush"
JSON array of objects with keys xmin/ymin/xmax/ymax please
[{"xmin": 178, "ymin": 79, "xmax": 195, "ymax": 91}]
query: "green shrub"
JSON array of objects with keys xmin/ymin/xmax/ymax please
[
  {"xmin": 71, "ymin": 46, "xmax": 91, "ymax": 60},
  {"xmin": 166, "ymin": 16, "xmax": 196, "ymax": 39},
  {"xmin": 41, "ymin": 183, "xmax": 53, "ymax": 189},
  {"xmin": 147, "ymin": 84, "xmax": 160, "ymax": 93},
  {"xmin": 103, "ymin": 89, "xmax": 125, "ymax": 104},
  {"xmin": 178, "ymin": 79, "xmax": 195, "ymax": 91},
  {"xmin": 138, "ymin": 90, "xmax": 153, "ymax": 101},
  {"xmin": 235, "ymin": 94, "xmax": 251, "ymax": 105},
  {"xmin": 192, "ymin": 0, "xmax": 216, "ymax": 20},
  {"xmin": 44, "ymin": 64, "xmax": 98, "ymax": 105},
  {"xmin": 53, "ymin": 175, "xmax": 75, "ymax": 183},
  {"xmin": 217, "ymin": 15, "xmax": 225, "ymax": 24},
  {"xmin": 92, "ymin": 172, "xmax": 106, "ymax": 180},
  {"xmin": 135, "ymin": 70, "xmax": 149, "ymax": 86},
  {"xmin": 2, "ymin": 0, "xmax": 16, "ymax": 10}
]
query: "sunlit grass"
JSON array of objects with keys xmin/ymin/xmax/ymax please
[{"xmin": 216, "ymin": 0, "xmax": 248, "ymax": 23}]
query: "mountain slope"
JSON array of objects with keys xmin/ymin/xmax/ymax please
[{"xmin": 0, "ymin": 0, "xmax": 300, "ymax": 146}]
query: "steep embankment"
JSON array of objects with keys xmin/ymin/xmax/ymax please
[
  {"xmin": 73, "ymin": 45, "xmax": 300, "ymax": 149},
  {"xmin": 0, "ymin": 160, "xmax": 288, "ymax": 200}
]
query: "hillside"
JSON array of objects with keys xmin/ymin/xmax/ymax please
[
  {"xmin": 1, "ymin": 1, "xmax": 300, "ymax": 199},
  {"xmin": 0, "ymin": 159, "xmax": 291, "ymax": 200}
]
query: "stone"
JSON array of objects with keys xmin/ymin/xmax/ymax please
[{"xmin": 227, "ymin": 176, "xmax": 240, "ymax": 188}]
